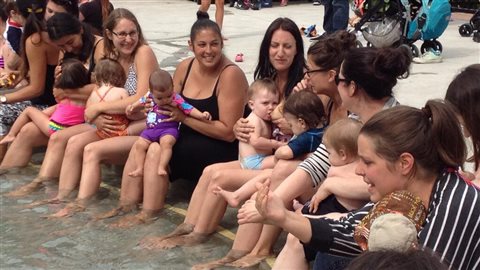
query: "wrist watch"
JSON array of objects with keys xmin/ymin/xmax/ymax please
[{"xmin": 0, "ymin": 95, "xmax": 7, "ymax": 104}]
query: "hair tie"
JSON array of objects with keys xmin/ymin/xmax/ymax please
[
  {"xmin": 421, "ymin": 106, "xmax": 432, "ymax": 121},
  {"xmin": 27, "ymin": 7, "xmax": 44, "ymax": 14}
]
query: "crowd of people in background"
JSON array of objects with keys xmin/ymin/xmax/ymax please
[{"xmin": 0, "ymin": 0, "xmax": 479, "ymax": 270}]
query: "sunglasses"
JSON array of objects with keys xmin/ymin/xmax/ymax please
[
  {"xmin": 334, "ymin": 74, "xmax": 350, "ymax": 85},
  {"xmin": 303, "ymin": 68, "xmax": 329, "ymax": 77}
]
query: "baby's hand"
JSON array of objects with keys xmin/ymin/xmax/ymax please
[
  {"xmin": 125, "ymin": 104, "xmax": 134, "ymax": 116},
  {"xmin": 203, "ymin": 111, "xmax": 212, "ymax": 121}
]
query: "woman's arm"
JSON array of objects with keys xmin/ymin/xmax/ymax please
[
  {"xmin": 181, "ymin": 64, "xmax": 248, "ymax": 142},
  {"xmin": 4, "ymin": 37, "xmax": 47, "ymax": 103},
  {"xmin": 84, "ymin": 45, "xmax": 158, "ymax": 122}
]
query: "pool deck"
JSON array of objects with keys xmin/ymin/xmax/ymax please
[{"xmin": 1, "ymin": 1, "xmax": 479, "ymax": 269}]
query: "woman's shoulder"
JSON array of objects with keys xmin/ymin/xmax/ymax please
[{"xmin": 26, "ymin": 33, "xmax": 48, "ymax": 48}]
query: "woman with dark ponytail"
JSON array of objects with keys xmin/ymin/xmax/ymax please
[{"xmin": 242, "ymin": 100, "xmax": 480, "ymax": 270}]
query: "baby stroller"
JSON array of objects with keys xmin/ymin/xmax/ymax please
[
  {"xmin": 458, "ymin": 8, "xmax": 480, "ymax": 42},
  {"xmin": 352, "ymin": 0, "xmax": 451, "ymax": 57}
]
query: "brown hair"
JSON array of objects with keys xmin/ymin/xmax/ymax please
[
  {"xmin": 94, "ymin": 58, "xmax": 126, "ymax": 87},
  {"xmin": 360, "ymin": 100, "xmax": 466, "ymax": 176},
  {"xmin": 342, "ymin": 47, "xmax": 411, "ymax": 100},
  {"xmin": 283, "ymin": 90, "xmax": 325, "ymax": 129},
  {"xmin": 445, "ymin": 64, "xmax": 480, "ymax": 170},
  {"xmin": 323, "ymin": 118, "xmax": 362, "ymax": 159},
  {"xmin": 103, "ymin": 8, "xmax": 146, "ymax": 60},
  {"xmin": 247, "ymin": 78, "xmax": 279, "ymax": 101},
  {"xmin": 55, "ymin": 58, "xmax": 90, "ymax": 89},
  {"xmin": 307, "ymin": 30, "xmax": 357, "ymax": 71},
  {"xmin": 149, "ymin": 69, "xmax": 173, "ymax": 93}
]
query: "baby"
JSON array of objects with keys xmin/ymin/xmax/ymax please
[
  {"xmin": 126, "ymin": 69, "xmax": 211, "ymax": 177},
  {"xmin": 216, "ymin": 90, "xmax": 326, "ymax": 208}
]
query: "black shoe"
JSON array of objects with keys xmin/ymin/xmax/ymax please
[{"xmin": 229, "ymin": 0, "xmax": 235, "ymax": 7}]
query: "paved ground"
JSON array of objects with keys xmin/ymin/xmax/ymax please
[{"xmin": 0, "ymin": 1, "xmax": 479, "ymax": 269}]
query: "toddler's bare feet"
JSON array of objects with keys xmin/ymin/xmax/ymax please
[
  {"xmin": 0, "ymin": 134, "xmax": 15, "ymax": 145},
  {"xmin": 128, "ymin": 168, "xmax": 143, "ymax": 177},
  {"xmin": 147, "ymin": 232, "xmax": 208, "ymax": 250},
  {"xmin": 157, "ymin": 167, "xmax": 168, "ymax": 176},
  {"xmin": 191, "ymin": 249, "xmax": 249, "ymax": 270},
  {"xmin": 213, "ymin": 186, "xmax": 241, "ymax": 208},
  {"xmin": 26, "ymin": 197, "xmax": 66, "ymax": 208},
  {"xmin": 226, "ymin": 253, "xmax": 271, "ymax": 268}
]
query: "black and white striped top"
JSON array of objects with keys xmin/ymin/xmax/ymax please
[{"xmin": 303, "ymin": 170, "xmax": 480, "ymax": 270}]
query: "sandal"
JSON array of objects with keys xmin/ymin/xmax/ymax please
[{"xmin": 235, "ymin": 53, "xmax": 244, "ymax": 62}]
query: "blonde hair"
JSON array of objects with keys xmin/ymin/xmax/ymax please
[{"xmin": 323, "ymin": 118, "xmax": 362, "ymax": 159}]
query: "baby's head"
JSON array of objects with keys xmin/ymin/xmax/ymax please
[
  {"xmin": 283, "ymin": 90, "xmax": 325, "ymax": 136},
  {"xmin": 149, "ymin": 69, "xmax": 174, "ymax": 106},
  {"xmin": 247, "ymin": 78, "xmax": 280, "ymax": 121},
  {"xmin": 323, "ymin": 118, "xmax": 362, "ymax": 166},
  {"xmin": 94, "ymin": 58, "xmax": 127, "ymax": 88},
  {"xmin": 55, "ymin": 58, "xmax": 90, "ymax": 90}
]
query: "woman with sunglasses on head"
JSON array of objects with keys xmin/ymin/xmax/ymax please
[
  {"xmin": 135, "ymin": 17, "xmax": 305, "ymax": 253},
  {"xmin": 242, "ymin": 98, "xmax": 480, "ymax": 270}
]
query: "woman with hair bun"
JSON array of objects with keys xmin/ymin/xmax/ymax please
[{"xmin": 243, "ymin": 99, "xmax": 480, "ymax": 270}]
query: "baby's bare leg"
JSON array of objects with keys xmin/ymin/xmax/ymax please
[
  {"xmin": 128, "ymin": 138, "xmax": 151, "ymax": 177},
  {"xmin": 157, "ymin": 135, "xmax": 176, "ymax": 176}
]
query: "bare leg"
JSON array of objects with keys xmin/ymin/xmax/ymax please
[
  {"xmin": 157, "ymin": 135, "xmax": 176, "ymax": 176},
  {"xmin": 128, "ymin": 138, "xmax": 151, "ymax": 177},
  {"xmin": 192, "ymin": 249, "xmax": 249, "ymax": 270},
  {"xmin": 215, "ymin": 0, "xmax": 225, "ymax": 30},
  {"xmin": 272, "ymin": 233, "xmax": 309, "ymax": 270},
  {"xmin": 77, "ymin": 135, "xmax": 138, "ymax": 200},
  {"xmin": 199, "ymin": 0, "xmax": 211, "ymax": 12},
  {"xmin": 0, "ymin": 123, "xmax": 48, "ymax": 169},
  {"xmin": 112, "ymin": 143, "xmax": 167, "ymax": 228},
  {"xmin": 214, "ymin": 169, "xmax": 272, "ymax": 208}
]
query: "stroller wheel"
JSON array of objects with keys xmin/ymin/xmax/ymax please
[
  {"xmin": 410, "ymin": 44, "xmax": 420, "ymax": 58},
  {"xmin": 459, "ymin": 24, "xmax": 473, "ymax": 37},
  {"xmin": 366, "ymin": 42, "xmax": 373, "ymax": 48},
  {"xmin": 421, "ymin": 40, "xmax": 442, "ymax": 54},
  {"xmin": 355, "ymin": 40, "xmax": 363, "ymax": 48}
]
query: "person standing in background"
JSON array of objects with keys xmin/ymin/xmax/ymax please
[{"xmin": 198, "ymin": 0, "xmax": 224, "ymax": 31}]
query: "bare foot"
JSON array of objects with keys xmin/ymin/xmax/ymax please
[
  {"xmin": 0, "ymin": 134, "xmax": 15, "ymax": 145},
  {"xmin": 227, "ymin": 253, "xmax": 270, "ymax": 268},
  {"xmin": 213, "ymin": 186, "xmax": 241, "ymax": 208},
  {"xmin": 147, "ymin": 232, "xmax": 209, "ymax": 250},
  {"xmin": 49, "ymin": 201, "xmax": 86, "ymax": 218},
  {"xmin": 6, "ymin": 181, "xmax": 44, "ymax": 197},
  {"xmin": 26, "ymin": 197, "xmax": 67, "ymax": 208},
  {"xmin": 94, "ymin": 204, "xmax": 137, "ymax": 220},
  {"xmin": 191, "ymin": 249, "xmax": 249, "ymax": 270},
  {"xmin": 139, "ymin": 223, "xmax": 194, "ymax": 249},
  {"xmin": 128, "ymin": 168, "xmax": 143, "ymax": 177},
  {"xmin": 157, "ymin": 167, "xmax": 168, "ymax": 176},
  {"xmin": 109, "ymin": 209, "xmax": 158, "ymax": 228}
]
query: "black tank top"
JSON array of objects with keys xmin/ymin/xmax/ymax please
[
  {"xmin": 169, "ymin": 58, "xmax": 239, "ymax": 182},
  {"xmin": 31, "ymin": 64, "xmax": 56, "ymax": 106}
]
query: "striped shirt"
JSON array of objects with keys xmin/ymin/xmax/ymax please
[{"xmin": 303, "ymin": 170, "xmax": 480, "ymax": 270}]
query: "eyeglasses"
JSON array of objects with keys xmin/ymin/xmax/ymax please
[
  {"xmin": 111, "ymin": 30, "xmax": 138, "ymax": 40},
  {"xmin": 303, "ymin": 68, "xmax": 328, "ymax": 77},
  {"xmin": 334, "ymin": 74, "xmax": 350, "ymax": 85}
]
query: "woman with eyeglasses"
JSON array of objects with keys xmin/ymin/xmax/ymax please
[{"xmin": 0, "ymin": 0, "xmax": 81, "ymax": 166}]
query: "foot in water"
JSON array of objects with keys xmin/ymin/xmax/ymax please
[
  {"xmin": 191, "ymin": 249, "xmax": 249, "ymax": 270},
  {"xmin": 145, "ymin": 231, "xmax": 209, "ymax": 250},
  {"xmin": 139, "ymin": 222, "xmax": 194, "ymax": 249},
  {"xmin": 94, "ymin": 203, "xmax": 137, "ymax": 220},
  {"xmin": 109, "ymin": 209, "xmax": 158, "ymax": 228},
  {"xmin": 49, "ymin": 201, "xmax": 86, "ymax": 218},
  {"xmin": 6, "ymin": 176, "xmax": 58, "ymax": 197},
  {"xmin": 226, "ymin": 253, "xmax": 271, "ymax": 268}
]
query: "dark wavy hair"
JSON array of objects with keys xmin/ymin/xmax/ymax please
[
  {"xmin": 47, "ymin": 12, "xmax": 94, "ymax": 63},
  {"xmin": 17, "ymin": 0, "xmax": 47, "ymax": 79},
  {"xmin": 307, "ymin": 30, "xmax": 357, "ymax": 71},
  {"xmin": 255, "ymin": 17, "xmax": 305, "ymax": 98},
  {"xmin": 445, "ymin": 64, "xmax": 480, "ymax": 170},
  {"xmin": 49, "ymin": 0, "xmax": 79, "ymax": 18},
  {"xmin": 342, "ymin": 47, "xmax": 411, "ymax": 100},
  {"xmin": 55, "ymin": 58, "xmax": 90, "ymax": 89}
]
